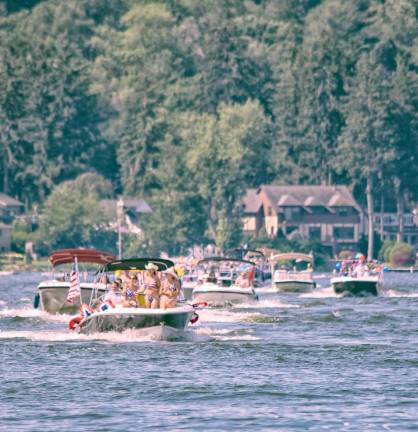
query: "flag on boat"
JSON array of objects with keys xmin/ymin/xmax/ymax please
[{"xmin": 67, "ymin": 259, "xmax": 81, "ymax": 303}]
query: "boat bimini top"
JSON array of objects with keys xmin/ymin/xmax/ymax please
[
  {"xmin": 103, "ymin": 258, "xmax": 175, "ymax": 272},
  {"xmin": 49, "ymin": 248, "xmax": 116, "ymax": 267},
  {"xmin": 270, "ymin": 253, "xmax": 313, "ymax": 264},
  {"xmin": 197, "ymin": 257, "xmax": 255, "ymax": 267}
]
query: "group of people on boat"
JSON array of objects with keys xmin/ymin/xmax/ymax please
[
  {"xmin": 336, "ymin": 255, "xmax": 382, "ymax": 277},
  {"xmin": 101, "ymin": 263, "xmax": 182, "ymax": 309}
]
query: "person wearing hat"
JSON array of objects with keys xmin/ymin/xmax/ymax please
[
  {"xmin": 142, "ymin": 262, "xmax": 161, "ymax": 308},
  {"xmin": 160, "ymin": 270, "xmax": 181, "ymax": 309}
]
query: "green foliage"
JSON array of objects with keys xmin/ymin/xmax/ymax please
[
  {"xmin": 1, "ymin": 0, "xmax": 417, "ymax": 256},
  {"xmin": 389, "ymin": 242, "xmax": 415, "ymax": 267},
  {"xmin": 11, "ymin": 220, "xmax": 31, "ymax": 253},
  {"xmin": 37, "ymin": 173, "xmax": 116, "ymax": 253},
  {"xmin": 379, "ymin": 240, "xmax": 395, "ymax": 263}
]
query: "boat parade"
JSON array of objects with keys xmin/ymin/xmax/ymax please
[{"xmin": 27, "ymin": 246, "xmax": 395, "ymax": 339}]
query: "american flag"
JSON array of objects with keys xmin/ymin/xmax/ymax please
[{"xmin": 67, "ymin": 260, "xmax": 81, "ymax": 303}]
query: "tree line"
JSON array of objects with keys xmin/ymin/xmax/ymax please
[{"xmin": 1, "ymin": 0, "xmax": 417, "ymax": 257}]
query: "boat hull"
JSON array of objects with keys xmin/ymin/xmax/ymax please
[
  {"xmin": 77, "ymin": 306, "xmax": 194, "ymax": 335},
  {"xmin": 192, "ymin": 284, "xmax": 258, "ymax": 306},
  {"xmin": 331, "ymin": 277, "xmax": 379, "ymax": 296},
  {"xmin": 274, "ymin": 280, "xmax": 316, "ymax": 293},
  {"xmin": 37, "ymin": 282, "xmax": 106, "ymax": 314}
]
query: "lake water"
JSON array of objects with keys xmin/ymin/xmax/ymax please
[{"xmin": 0, "ymin": 272, "xmax": 417, "ymax": 431}]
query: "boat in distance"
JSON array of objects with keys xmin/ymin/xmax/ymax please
[
  {"xmin": 36, "ymin": 248, "xmax": 115, "ymax": 314},
  {"xmin": 192, "ymin": 257, "xmax": 259, "ymax": 306},
  {"xmin": 271, "ymin": 253, "xmax": 316, "ymax": 293}
]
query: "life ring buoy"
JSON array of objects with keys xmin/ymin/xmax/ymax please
[{"xmin": 69, "ymin": 316, "xmax": 82, "ymax": 330}]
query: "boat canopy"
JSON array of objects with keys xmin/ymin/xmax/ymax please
[
  {"xmin": 104, "ymin": 258, "xmax": 174, "ymax": 272},
  {"xmin": 227, "ymin": 248, "xmax": 265, "ymax": 259},
  {"xmin": 49, "ymin": 249, "xmax": 116, "ymax": 267},
  {"xmin": 197, "ymin": 257, "xmax": 255, "ymax": 266},
  {"xmin": 270, "ymin": 253, "xmax": 313, "ymax": 263}
]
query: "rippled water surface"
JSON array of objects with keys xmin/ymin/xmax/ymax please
[{"xmin": 1, "ymin": 272, "xmax": 418, "ymax": 431}]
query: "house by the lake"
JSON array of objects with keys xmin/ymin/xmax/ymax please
[{"xmin": 241, "ymin": 185, "xmax": 363, "ymax": 252}]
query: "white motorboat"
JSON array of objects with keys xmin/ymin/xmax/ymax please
[
  {"xmin": 73, "ymin": 258, "xmax": 197, "ymax": 335},
  {"xmin": 192, "ymin": 257, "xmax": 259, "ymax": 306},
  {"xmin": 181, "ymin": 272, "xmax": 200, "ymax": 300},
  {"xmin": 35, "ymin": 249, "xmax": 115, "ymax": 314},
  {"xmin": 271, "ymin": 253, "xmax": 316, "ymax": 293}
]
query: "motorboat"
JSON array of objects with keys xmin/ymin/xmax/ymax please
[
  {"xmin": 331, "ymin": 257, "xmax": 382, "ymax": 296},
  {"xmin": 74, "ymin": 258, "xmax": 196, "ymax": 335},
  {"xmin": 331, "ymin": 275, "xmax": 380, "ymax": 296},
  {"xmin": 227, "ymin": 248, "xmax": 271, "ymax": 286},
  {"xmin": 271, "ymin": 253, "xmax": 316, "ymax": 293},
  {"xmin": 192, "ymin": 257, "xmax": 259, "ymax": 306},
  {"xmin": 35, "ymin": 249, "xmax": 115, "ymax": 314},
  {"xmin": 182, "ymin": 273, "xmax": 199, "ymax": 300}
]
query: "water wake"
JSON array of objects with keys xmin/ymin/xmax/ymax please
[
  {"xmin": 382, "ymin": 289, "xmax": 418, "ymax": 298},
  {"xmin": 0, "ymin": 307, "xmax": 71, "ymax": 323},
  {"xmin": 299, "ymin": 286, "xmax": 338, "ymax": 298}
]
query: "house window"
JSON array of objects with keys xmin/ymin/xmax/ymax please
[
  {"xmin": 308, "ymin": 227, "xmax": 321, "ymax": 240},
  {"xmin": 333, "ymin": 226, "xmax": 354, "ymax": 240},
  {"xmin": 338, "ymin": 207, "xmax": 351, "ymax": 217},
  {"xmin": 268, "ymin": 206, "xmax": 273, "ymax": 216},
  {"xmin": 374, "ymin": 215, "xmax": 381, "ymax": 224},
  {"xmin": 270, "ymin": 226, "xmax": 275, "ymax": 235}
]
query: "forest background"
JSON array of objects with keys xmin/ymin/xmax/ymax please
[{"xmin": 1, "ymin": 0, "xmax": 417, "ymax": 259}]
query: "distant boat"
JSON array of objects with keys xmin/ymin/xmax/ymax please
[
  {"xmin": 35, "ymin": 248, "xmax": 115, "ymax": 314},
  {"xmin": 192, "ymin": 257, "xmax": 259, "ymax": 306},
  {"xmin": 270, "ymin": 253, "xmax": 316, "ymax": 293}
]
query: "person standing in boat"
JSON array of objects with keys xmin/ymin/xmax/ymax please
[
  {"xmin": 142, "ymin": 263, "xmax": 161, "ymax": 308},
  {"xmin": 160, "ymin": 270, "xmax": 181, "ymax": 309},
  {"xmin": 122, "ymin": 274, "xmax": 139, "ymax": 307}
]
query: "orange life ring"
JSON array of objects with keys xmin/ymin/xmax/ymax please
[{"xmin": 69, "ymin": 315, "xmax": 82, "ymax": 330}]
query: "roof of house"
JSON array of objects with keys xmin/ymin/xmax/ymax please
[
  {"xmin": 240, "ymin": 189, "xmax": 263, "ymax": 213},
  {"xmin": 260, "ymin": 185, "xmax": 361, "ymax": 210},
  {"xmin": 101, "ymin": 198, "xmax": 152, "ymax": 214},
  {"xmin": 0, "ymin": 193, "xmax": 24, "ymax": 208}
]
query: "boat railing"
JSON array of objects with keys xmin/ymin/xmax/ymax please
[{"xmin": 274, "ymin": 271, "xmax": 312, "ymax": 281}]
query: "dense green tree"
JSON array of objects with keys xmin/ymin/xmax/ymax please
[{"xmin": 37, "ymin": 173, "xmax": 116, "ymax": 252}]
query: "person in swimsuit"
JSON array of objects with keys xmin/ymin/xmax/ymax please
[
  {"xmin": 143, "ymin": 263, "xmax": 161, "ymax": 308},
  {"xmin": 122, "ymin": 274, "xmax": 139, "ymax": 307},
  {"xmin": 160, "ymin": 270, "xmax": 181, "ymax": 309}
]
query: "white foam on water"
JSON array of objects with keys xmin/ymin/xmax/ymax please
[
  {"xmin": 0, "ymin": 307, "xmax": 71, "ymax": 323},
  {"xmin": 194, "ymin": 326, "xmax": 260, "ymax": 341},
  {"xmin": 382, "ymin": 289, "xmax": 418, "ymax": 298},
  {"xmin": 0, "ymin": 300, "xmax": 7, "ymax": 306},
  {"xmin": 299, "ymin": 286, "xmax": 338, "ymax": 298},
  {"xmin": 0, "ymin": 328, "xmax": 185, "ymax": 343},
  {"xmin": 255, "ymin": 286, "xmax": 276, "ymax": 294},
  {"xmin": 19, "ymin": 297, "xmax": 31, "ymax": 302},
  {"xmin": 236, "ymin": 299, "xmax": 299, "ymax": 309},
  {"xmin": 197, "ymin": 308, "xmax": 263, "ymax": 323}
]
